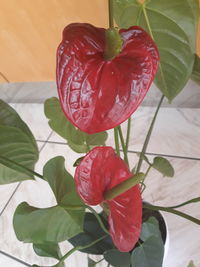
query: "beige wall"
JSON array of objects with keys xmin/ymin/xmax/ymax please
[
  {"xmin": 0, "ymin": 0, "xmax": 199, "ymax": 83},
  {"xmin": 0, "ymin": 0, "xmax": 108, "ymax": 83}
]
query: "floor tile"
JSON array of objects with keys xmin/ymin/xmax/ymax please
[
  {"xmin": 0, "ymin": 253, "xmax": 26, "ymax": 267},
  {"xmin": 10, "ymin": 103, "xmax": 51, "ymax": 141}
]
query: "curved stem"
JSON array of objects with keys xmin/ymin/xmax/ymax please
[
  {"xmin": 108, "ymin": 0, "xmax": 114, "ymax": 28},
  {"xmin": 86, "ymin": 206, "xmax": 109, "ymax": 235},
  {"xmin": 143, "ymin": 203, "xmax": 200, "ymax": 225},
  {"xmin": 136, "ymin": 95, "xmax": 164, "ymax": 173},
  {"xmin": 114, "ymin": 128, "xmax": 120, "ymax": 156},
  {"xmin": 60, "ymin": 235, "xmax": 107, "ymax": 262},
  {"xmin": 167, "ymin": 197, "xmax": 200, "ymax": 209}
]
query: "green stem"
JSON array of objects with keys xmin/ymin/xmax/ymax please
[
  {"xmin": 143, "ymin": 203, "xmax": 200, "ymax": 225},
  {"xmin": 108, "ymin": 0, "xmax": 114, "ymax": 28},
  {"xmin": 142, "ymin": 4, "xmax": 154, "ymax": 39},
  {"xmin": 0, "ymin": 155, "xmax": 43, "ymax": 179},
  {"xmin": 141, "ymin": 165, "xmax": 152, "ymax": 193},
  {"xmin": 167, "ymin": 197, "xmax": 200, "ymax": 209},
  {"xmin": 114, "ymin": 128, "xmax": 120, "ymax": 156},
  {"xmin": 86, "ymin": 206, "xmax": 109, "ymax": 235},
  {"xmin": 60, "ymin": 235, "xmax": 107, "ymax": 262},
  {"xmin": 136, "ymin": 95, "xmax": 164, "ymax": 173},
  {"xmin": 117, "ymin": 126, "xmax": 129, "ymax": 165},
  {"xmin": 104, "ymin": 173, "xmax": 144, "ymax": 200},
  {"xmin": 125, "ymin": 117, "xmax": 131, "ymax": 153}
]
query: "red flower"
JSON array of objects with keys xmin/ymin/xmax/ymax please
[
  {"xmin": 56, "ymin": 23, "xmax": 159, "ymax": 134},
  {"xmin": 74, "ymin": 147, "xmax": 142, "ymax": 252}
]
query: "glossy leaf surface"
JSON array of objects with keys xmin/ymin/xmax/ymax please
[
  {"xmin": 57, "ymin": 23, "xmax": 159, "ymax": 133},
  {"xmin": 13, "ymin": 202, "xmax": 83, "ymax": 243},
  {"xmin": 75, "ymin": 147, "xmax": 142, "ymax": 252},
  {"xmin": 114, "ymin": 0, "xmax": 198, "ymax": 101},
  {"xmin": 0, "ymin": 100, "xmax": 38, "ymax": 184},
  {"xmin": 44, "ymin": 97, "xmax": 107, "ymax": 152}
]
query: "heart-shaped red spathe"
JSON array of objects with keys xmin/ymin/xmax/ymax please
[
  {"xmin": 74, "ymin": 146, "xmax": 142, "ymax": 252},
  {"xmin": 56, "ymin": 23, "xmax": 159, "ymax": 134}
]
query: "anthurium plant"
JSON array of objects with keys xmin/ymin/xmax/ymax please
[{"xmin": 0, "ymin": 0, "xmax": 200, "ymax": 266}]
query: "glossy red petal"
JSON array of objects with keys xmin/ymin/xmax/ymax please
[
  {"xmin": 56, "ymin": 23, "xmax": 159, "ymax": 134},
  {"xmin": 74, "ymin": 147, "xmax": 142, "ymax": 252}
]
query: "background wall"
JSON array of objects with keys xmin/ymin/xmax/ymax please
[
  {"xmin": 0, "ymin": 0, "xmax": 108, "ymax": 83},
  {"xmin": 0, "ymin": 0, "xmax": 199, "ymax": 83}
]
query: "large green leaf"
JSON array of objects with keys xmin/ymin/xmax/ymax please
[
  {"xmin": 0, "ymin": 100, "xmax": 37, "ymax": 146},
  {"xmin": 191, "ymin": 54, "xmax": 200, "ymax": 85},
  {"xmin": 104, "ymin": 249, "xmax": 131, "ymax": 267},
  {"xmin": 43, "ymin": 156, "xmax": 84, "ymax": 206},
  {"xmin": 13, "ymin": 202, "xmax": 83, "ymax": 243},
  {"xmin": 0, "ymin": 126, "xmax": 38, "ymax": 184},
  {"xmin": 131, "ymin": 236, "xmax": 164, "ymax": 267},
  {"xmin": 44, "ymin": 97, "xmax": 108, "ymax": 153},
  {"xmin": 0, "ymin": 100, "xmax": 39, "ymax": 184},
  {"xmin": 113, "ymin": 0, "xmax": 199, "ymax": 101},
  {"xmin": 69, "ymin": 212, "xmax": 114, "ymax": 255},
  {"xmin": 33, "ymin": 242, "xmax": 62, "ymax": 260}
]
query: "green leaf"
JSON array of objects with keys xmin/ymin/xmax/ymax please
[
  {"xmin": 33, "ymin": 242, "xmax": 62, "ymax": 260},
  {"xmin": 73, "ymin": 156, "xmax": 84, "ymax": 167},
  {"xmin": 104, "ymin": 249, "xmax": 131, "ymax": 267},
  {"xmin": 187, "ymin": 260, "xmax": 196, "ymax": 267},
  {"xmin": 88, "ymin": 257, "xmax": 97, "ymax": 267},
  {"xmin": 152, "ymin": 157, "xmax": 174, "ymax": 177},
  {"xmin": 13, "ymin": 202, "xmax": 83, "ymax": 243},
  {"xmin": 113, "ymin": 0, "xmax": 198, "ymax": 101},
  {"xmin": 140, "ymin": 217, "xmax": 161, "ymax": 242},
  {"xmin": 191, "ymin": 54, "xmax": 200, "ymax": 85},
  {"xmin": 43, "ymin": 156, "xmax": 84, "ymax": 206},
  {"xmin": 0, "ymin": 100, "xmax": 37, "ymax": 146},
  {"xmin": 0, "ymin": 126, "xmax": 38, "ymax": 184},
  {"xmin": 44, "ymin": 97, "xmax": 108, "ymax": 153},
  {"xmin": 131, "ymin": 236, "xmax": 164, "ymax": 267},
  {"xmin": 86, "ymin": 131, "xmax": 108, "ymax": 146},
  {"xmin": 69, "ymin": 212, "xmax": 114, "ymax": 255},
  {"xmin": 0, "ymin": 100, "xmax": 39, "ymax": 184}
]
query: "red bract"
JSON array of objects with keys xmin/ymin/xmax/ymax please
[
  {"xmin": 74, "ymin": 147, "xmax": 142, "ymax": 252},
  {"xmin": 56, "ymin": 23, "xmax": 159, "ymax": 134}
]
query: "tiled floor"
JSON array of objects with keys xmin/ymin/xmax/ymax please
[{"xmin": 0, "ymin": 104, "xmax": 200, "ymax": 267}]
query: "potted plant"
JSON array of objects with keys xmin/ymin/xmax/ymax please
[{"xmin": 0, "ymin": 0, "xmax": 199, "ymax": 266}]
